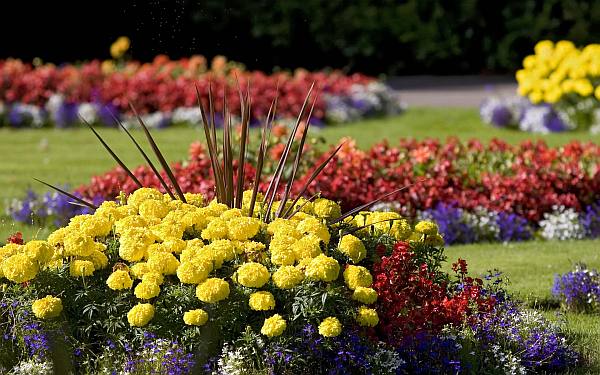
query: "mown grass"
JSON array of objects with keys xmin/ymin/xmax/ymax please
[{"xmin": 447, "ymin": 240, "xmax": 600, "ymax": 373}]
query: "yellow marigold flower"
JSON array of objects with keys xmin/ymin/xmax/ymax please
[
  {"xmin": 305, "ymin": 254, "xmax": 340, "ymax": 282},
  {"xmin": 196, "ymin": 278, "xmax": 230, "ymax": 303},
  {"xmin": 338, "ymin": 234, "xmax": 366, "ymax": 263},
  {"xmin": 272, "ymin": 266, "xmax": 304, "ymax": 289},
  {"xmin": 414, "ymin": 221, "xmax": 439, "ymax": 236},
  {"xmin": 2, "ymin": 253, "xmax": 39, "ymax": 283},
  {"xmin": 529, "ymin": 90, "xmax": 543, "ymax": 104},
  {"xmin": 260, "ymin": 314, "xmax": 287, "ymax": 337},
  {"xmin": 313, "ymin": 198, "xmax": 341, "ymax": 220},
  {"xmin": 183, "ymin": 309, "xmax": 208, "ymax": 326},
  {"xmin": 177, "ymin": 261, "xmax": 211, "ymax": 284},
  {"xmin": 94, "ymin": 201, "xmax": 124, "ymax": 222},
  {"xmin": 318, "ymin": 317, "xmax": 342, "ymax": 337},
  {"xmin": 267, "ymin": 218, "xmax": 297, "ymax": 235},
  {"xmin": 180, "ymin": 211, "xmax": 208, "ymax": 231},
  {"xmin": 352, "ymin": 287, "xmax": 378, "ymax": 304},
  {"xmin": 270, "ymin": 245, "xmax": 296, "ymax": 267},
  {"xmin": 119, "ymin": 227, "xmax": 156, "ymax": 262},
  {"xmin": 292, "ymin": 235, "xmax": 322, "ymax": 260},
  {"xmin": 130, "ymin": 262, "xmax": 150, "ymax": 279},
  {"xmin": 202, "ymin": 200, "xmax": 229, "ymax": 217},
  {"xmin": 142, "ymin": 272, "xmax": 164, "ymax": 285},
  {"xmin": 127, "ymin": 303, "xmax": 155, "ymax": 327},
  {"xmin": 115, "ymin": 215, "xmax": 149, "ymax": 235},
  {"xmin": 240, "ymin": 241, "xmax": 266, "ymax": 254},
  {"xmin": 110, "ymin": 36, "xmax": 130, "ymax": 59},
  {"xmin": 296, "ymin": 217, "xmax": 330, "ymax": 244},
  {"xmin": 292, "ymin": 197, "xmax": 315, "ymax": 215},
  {"xmin": 234, "ymin": 262, "xmax": 270, "ymax": 288},
  {"xmin": 85, "ymin": 249, "xmax": 109, "ymax": 270},
  {"xmin": 409, "ymin": 231, "xmax": 424, "ymax": 242},
  {"xmin": 139, "ymin": 199, "xmax": 170, "ymax": 220},
  {"xmin": 356, "ymin": 306, "xmax": 379, "ymax": 327},
  {"xmin": 47, "ymin": 227, "xmax": 68, "ymax": 248},
  {"xmin": 534, "ymin": 40, "xmax": 554, "ymax": 57},
  {"xmin": 544, "ymin": 87, "xmax": 562, "ymax": 103},
  {"xmin": 220, "ymin": 208, "xmax": 243, "ymax": 221},
  {"xmin": 424, "ymin": 233, "xmax": 445, "ymax": 247},
  {"xmin": 134, "ymin": 281, "xmax": 160, "ymax": 299},
  {"xmin": 106, "ymin": 270, "xmax": 133, "ymax": 290},
  {"xmin": 161, "ymin": 238, "xmax": 186, "ymax": 254},
  {"xmin": 147, "ymin": 252, "xmax": 180, "ymax": 275},
  {"xmin": 70, "ymin": 260, "xmax": 95, "ymax": 277},
  {"xmin": 80, "ymin": 216, "xmax": 112, "ymax": 237},
  {"xmin": 343, "ymin": 265, "xmax": 373, "ymax": 290},
  {"xmin": 32, "ymin": 295, "xmax": 63, "ymax": 319},
  {"xmin": 127, "ymin": 188, "xmax": 163, "ymax": 209},
  {"xmin": 201, "ymin": 218, "xmax": 228, "ymax": 240},
  {"xmin": 205, "ymin": 239, "xmax": 237, "ymax": 268},
  {"xmin": 367, "ymin": 212, "xmax": 412, "ymax": 240},
  {"xmin": 151, "ymin": 220, "xmax": 185, "ymax": 242},
  {"xmin": 522, "ymin": 55, "xmax": 537, "ymax": 69},
  {"xmin": 180, "ymin": 242, "xmax": 204, "ymax": 263},
  {"xmin": 23, "ymin": 240, "xmax": 53, "ymax": 264},
  {"xmin": 249, "ymin": 291, "xmax": 276, "ymax": 311},
  {"xmin": 595, "ymin": 85, "xmax": 600, "ymax": 101},
  {"xmin": 573, "ymin": 79, "xmax": 593, "ymax": 96},
  {"xmin": 227, "ymin": 217, "xmax": 261, "ymax": 241},
  {"xmin": 64, "ymin": 233, "xmax": 95, "ymax": 257},
  {"xmin": 184, "ymin": 193, "xmax": 204, "ymax": 207},
  {"xmin": 0, "ymin": 243, "xmax": 20, "ymax": 259}
]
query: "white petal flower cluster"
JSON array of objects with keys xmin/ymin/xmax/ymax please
[{"xmin": 539, "ymin": 206, "xmax": 585, "ymax": 240}]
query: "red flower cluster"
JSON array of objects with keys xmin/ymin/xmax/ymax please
[
  {"xmin": 75, "ymin": 137, "xmax": 600, "ymax": 222},
  {"xmin": 372, "ymin": 242, "xmax": 495, "ymax": 344},
  {"xmin": 296, "ymin": 138, "xmax": 600, "ymax": 221},
  {"xmin": 0, "ymin": 57, "xmax": 374, "ymax": 120},
  {"xmin": 6, "ymin": 232, "xmax": 24, "ymax": 245}
]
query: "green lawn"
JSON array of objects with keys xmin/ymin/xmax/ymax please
[{"xmin": 447, "ymin": 240, "xmax": 600, "ymax": 373}]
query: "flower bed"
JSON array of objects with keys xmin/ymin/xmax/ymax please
[
  {"xmin": 10, "ymin": 137, "xmax": 599, "ymax": 245},
  {"xmin": 481, "ymin": 41, "xmax": 600, "ymax": 133},
  {"xmin": 0, "ymin": 56, "xmax": 403, "ymax": 128},
  {"xmin": 0, "ymin": 88, "xmax": 584, "ymax": 373},
  {"xmin": 0, "ymin": 202, "xmax": 578, "ymax": 374}
]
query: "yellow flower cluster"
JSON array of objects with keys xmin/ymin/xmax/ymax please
[
  {"xmin": 8, "ymin": 188, "xmax": 432, "ymax": 334},
  {"xmin": 32, "ymin": 295, "xmax": 63, "ymax": 320},
  {"xmin": 516, "ymin": 40, "xmax": 600, "ymax": 104},
  {"xmin": 351, "ymin": 211, "xmax": 412, "ymax": 240}
]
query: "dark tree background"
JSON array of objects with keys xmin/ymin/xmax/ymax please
[{"xmin": 1, "ymin": 0, "xmax": 598, "ymax": 74}]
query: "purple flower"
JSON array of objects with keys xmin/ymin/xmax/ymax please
[{"xmin": 552, "ymin": 264, "xmax": 600, "ymax": 312}]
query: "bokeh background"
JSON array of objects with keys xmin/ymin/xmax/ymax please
[{"xmin": 2, "ymin": 0, "xmax": 598, "ymax": 74}]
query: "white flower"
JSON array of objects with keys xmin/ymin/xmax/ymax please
[{"xmin": 539, "ymin": 206, "xmax": 585, "ymax": 240}]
